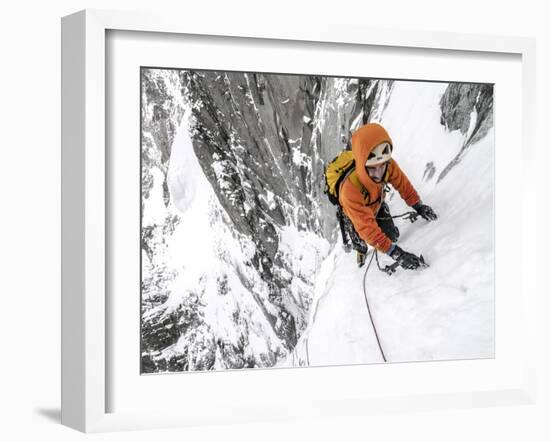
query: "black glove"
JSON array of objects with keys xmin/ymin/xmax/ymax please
[
  {"xmin": 389, "ymin": 245, "xmax": 423, "ymax": 270},
  {"xmin": 413, "ymin": 202, "xmax": 438, "ymax": 221}
]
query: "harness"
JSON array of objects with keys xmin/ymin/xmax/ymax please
[{"xmin": 337, "ymin": 165, "xmax": 390, "ymax": 249}]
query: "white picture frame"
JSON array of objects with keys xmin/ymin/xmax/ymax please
[{"xmin": 61, "ymin": 9, "xmax": 537, "ymax": 433}]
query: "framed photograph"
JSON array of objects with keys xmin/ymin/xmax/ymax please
[{"xmin": 61, "ymin": 9, "xmax": 537, "ymax": 433}]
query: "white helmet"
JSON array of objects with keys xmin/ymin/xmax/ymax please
[{"xmin": 365, "ymin": 142, "xmax": 392, "ymax": 167}]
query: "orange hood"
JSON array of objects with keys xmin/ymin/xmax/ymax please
[{"xmin": 351, "ymin": 123, "xmax": 393, "ymax": 190}]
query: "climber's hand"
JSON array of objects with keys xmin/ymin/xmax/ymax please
[
  {"xmin": 389, "ymin": 245, "xmax": 423, "ymax": 270},
  {"xmin": 413, "ymin": 202, "xmax": 438, "ymax": 221}
]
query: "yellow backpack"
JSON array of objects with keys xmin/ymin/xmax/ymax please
[{"xmin": 324, "ymin": 150, "xmax": 357, "ymax": 205}]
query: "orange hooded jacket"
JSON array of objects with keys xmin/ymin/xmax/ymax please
[{"xmin": 339, "ymin": 123, "xmax": 420, "ymax": 253}]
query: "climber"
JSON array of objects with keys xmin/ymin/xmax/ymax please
[{"xmin": 338, "ymin": 123, "xmax": 437, "ymax": 269}]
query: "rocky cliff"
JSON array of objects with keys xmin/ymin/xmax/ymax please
[{"xmin": 438, "ymin": 83, "xmax": 493, "ymax": 181}]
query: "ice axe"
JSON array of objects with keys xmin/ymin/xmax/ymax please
[
  {"xmin": 404, "ymin": 211, "xmax": 420, "ymax": 223},
  {"xmin": 388, "ymin": 210, "xmax": 420, "ymax": 223},
  {"xmin": 382, "ymin": 254, "xmax": 429, "ymax": 276}
]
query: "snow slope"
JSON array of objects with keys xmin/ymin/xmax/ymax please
[{"xmin": 285, "ymin": 81, "xmax": 495, "ymax": 366}]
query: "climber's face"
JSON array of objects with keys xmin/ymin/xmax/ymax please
[{"xmin": 366, "ymin": 161, "xmax": 388, "ymax": 183}]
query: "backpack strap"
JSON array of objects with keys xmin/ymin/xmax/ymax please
[
  {"xmin": 333, "ymin": 161, "xmax": 356, "ymax": 204},
  {"xmin": 347, "ymin": 171, "xmax": 371, "ymax": 205}
]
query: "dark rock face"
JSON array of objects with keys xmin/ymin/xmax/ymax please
[
  {"xmin": 185, "ymin": 71, "xmax": 317, "ymax": 243},
  {"xmin": 180, "ymin": 71, "xmax": 323, "ymax": 351},
  {"xmin": 438, "ymin": 83, "xmax": 494, "ymax": 181}
]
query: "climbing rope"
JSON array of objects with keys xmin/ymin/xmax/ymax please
[
  {"xmin": 362, "ymin": 250, "xmax": 387, "ymax": 362},
  {"xmin": 295, "ymin": 210, "xmax": 421, "ymax": 366},
  {"xmin": 359, "ymin": 209, "xmax": 428, "ymax": 361}
]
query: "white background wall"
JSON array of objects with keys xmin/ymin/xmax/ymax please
[{"xmin": 0, "ymin": 0, "xmax": 547, "ymax": 440}]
